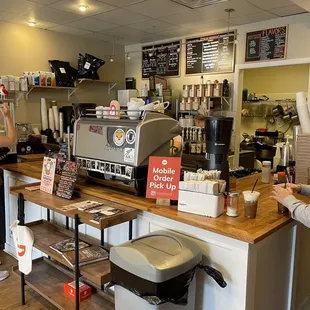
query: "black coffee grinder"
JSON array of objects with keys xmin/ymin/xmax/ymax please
[{"xmin": 204, "ymin": 116, "xmax": 234, "ymax": 191}]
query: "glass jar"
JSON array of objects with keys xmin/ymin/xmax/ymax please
[
  {"xmin": 180, "ymin": 98, "xmax": 186, "ymax": 111},
  {"xmin": 192, "ymin": 97, "xmax": 200, "ymax": 111},
  {"xmin": 277, "ymin": 171, "xmax": 288, "ymax": 214},
  {"xmin": 226, "ymin": 192, "xmax": 240, "ymax": 217},
  {"xmin": 262, "ymin": 161, "xmax": 271, "ymax": 184},
  {"xmin": 183, "ymin": 85, "xmax": 189, "ymax": 98},
  {"xmin": 186, "ymin": 98, "xmax": 192, "ymax": 111}
]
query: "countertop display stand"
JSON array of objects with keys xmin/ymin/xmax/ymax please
[{"xmin": 11, "ymin": 183, "xmax": 137, "ymax": 310}]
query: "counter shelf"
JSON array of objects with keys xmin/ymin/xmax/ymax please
[{"xmin": 10, "ymin": 183, "xmax": 138, "ymax": 310}]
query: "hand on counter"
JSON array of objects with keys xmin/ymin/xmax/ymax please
[
  {"xmin": 274, "ymin": 183, "xmax": 302, "ymax": 193},
  {"xmin": 271, "ymin": 185, "xmax": 294, "ymax": 204}
]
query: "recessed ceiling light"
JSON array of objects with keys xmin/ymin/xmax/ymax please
[
  {"xmin": 79, "ymin": 5, "xmax": 89, "ymax": 12},
  {"xmin": 29, "ymin": 22, "xmax": 36, "ymax": 27}
]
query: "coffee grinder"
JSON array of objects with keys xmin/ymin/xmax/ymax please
[{"xmin": 204, "ymin": 116, "xmax": 234, "ymax": 191}]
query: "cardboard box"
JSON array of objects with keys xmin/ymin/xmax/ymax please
[
  {"xmin": 64, "ymin": 281, "xmax": 91, "ymax": 301},
  {"xmin": 178, "ymin": 190, "xmax": 224, "ymax": 218}
]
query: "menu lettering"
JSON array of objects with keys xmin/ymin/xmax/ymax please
[
  {"xmin": 245, "ymin": 26, "xmax": 287, "ymax": 62},
  {"xmin": 142, "ymin": 41, "xmax": 181, "ymax": 78},
  {"xmin": 186, "ymin": 31, "xmax": 235, "ymax": 75}
]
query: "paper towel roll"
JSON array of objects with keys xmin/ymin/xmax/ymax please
[
  {"xmin": 296, "ymin": 92, "xmax": 310, "ymax": 134},
  {"xmin": 40, "ymin": 98, "xmax": 48, "ymax": 131},
  {"xmin": 59, "ymin": 112, "xmax": 64, "ymax": 140},
  {"xmin": 52, "ymin": 106, "xmax": 59, "ymax": 130},
  {"xmin": 48, "ymin": 108, "xmax": 55, "ymax": 132}
]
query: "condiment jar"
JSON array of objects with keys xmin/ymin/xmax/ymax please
[
  {"xmin": 261, "ymin": 161, "xmax": 271, "ymax": 184},
  {"xmin": 192, "ymin": 97, "xmax": 200, "ymax": 110},
  {"xmin": 186, "ymin": 98, "xmax": 192, "ymax": 111},
  {"xmin": 226, "ymin": 192, "xmax": 240, "ymax": 217},
  {"xmin": 183, "ymin": 85, "xmax": 189, "ymax": 98}
]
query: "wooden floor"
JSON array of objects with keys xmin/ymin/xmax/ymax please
[{"xmin": 0, "ymin": 250, "xmax": 56, "ymax": 310}]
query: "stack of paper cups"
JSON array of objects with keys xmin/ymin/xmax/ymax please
[
  {"xmin": 296, "ymin": 92, "xmax": 310, "ymax": 134},
  {"xmin": 59, "ymin": 112, "xmax": 64, "ymax": 141},
  {"xmin": 52, "ymin": 105, "xmax": 59, "ymax": 130},
  {"xmin": 40, "ymin": 98, "xmax": 48, "ymax": 131},
  {"xmin": 48, "ymin": 108, "xmax": 55, "ymax": 132},
  {"xmin": 293, "ymin": 125, "xmax": 302, "ymax": 161}
]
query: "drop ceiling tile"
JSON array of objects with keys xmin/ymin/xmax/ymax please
[
  {"xmin": 195, "ymin": 0, "xmax": 262, "ymax": 20},
  {"xmin": 49, "ymin": 0, "xmax": 116, "ymax": 16},
  {"xmin": 24, "ymin": 7, "xmax": 81, "ymax": 23},
  {"xmin": 48, "ymin": 25, "xmax": 93, "ymax": 35},
  {"xmin": 140, "ymin": 33, "xmax": 167, "ymax": 43},
  {"xmin": 66, "ymin": 17, "xmax": 118, "ymax": 32},
  {"xmin": 26, "ymin": 0, "xmax": 59, "ymax": 4},
  {"xmin": 290, "ymin": 0, "xmax": 310, "ymax": 12},
  {"xmin": 115, "ymin": 38, "xmax": 138, "ymax": 45},
  {"xmin": 1, "ymin": 0, "xmax": 40, "ymax": 14},
  {"xmin": 159, "ymin": 27, "xmax": 196, "ymax": 38},
  {"xmin": 97, "ymin": 0, "xmax": 145, "ymax": 7},
  {"xmin": 103, "ymin": 26, "xmax": 148, "ymax": 39},
  {"xmin": 158, "ymin": 10, "xmax": 214, "ymax": 28},
  {"xmin": 84, "ymin": 32, "xmax": 122, "ymax": 41},
  {"xmin": 94, "ymin": 8, "xmax": 150, "ymax": 25},
  {"xmin": 230, "ymin": 11, "xmax": 277, "ymax": 25},
  {"xmin": 187, "ymin": 20, "xmax": 229, "ymax": 33},
  {"xmin": 125, "ymin": 0, "xmax": 187, "ymax": 18},
  {"xmin": 246, "ymin": 0, "xmax": 294, "ymax": 10},
  {"xmin": 128, "ymin": 19, "xmax": 178, "ymax": 33},
  {"xmin": 0, "ymin": 10, "xmax": 19, "ymax": 22},
  {"xmin": 269, "ymin": 4, "xmax": 307, "ymax": 17}
]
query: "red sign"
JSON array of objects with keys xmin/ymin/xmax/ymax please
[{"xmin": 146, "ymin": 156, "xmax": 181, "ymax": 200}]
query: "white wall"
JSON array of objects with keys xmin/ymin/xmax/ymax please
[
  {"xmin": 0, "ymin": 21, "xmax": 125, "ymax": 125},
  {"xmin": 125, "ymin": 13, "xmax": 310, "ymax": 96}
]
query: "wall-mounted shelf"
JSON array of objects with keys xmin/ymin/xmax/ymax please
[
  {"xmin": 77, "ymin": 79, "xmax": 117, "ymax": 95},
  {"xmin": 25, "ymin": 85, "xmax": 76, "ymax": 101}
]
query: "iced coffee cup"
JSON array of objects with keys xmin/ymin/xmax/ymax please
[{"xmin": 243, "ymin": 191, "xmax": 260, "ymax": 219}]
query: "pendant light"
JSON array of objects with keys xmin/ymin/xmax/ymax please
[
  {"xmin": 110, "ymin": 36, "xmax": 115, "ymax": 62},
  {"xmin": 148, "ymin": 26, "xmax": 156, "ymax": 57},
  {"xmin": 224, "ymin": 8, "xmax": 238, "ymax": 44}
]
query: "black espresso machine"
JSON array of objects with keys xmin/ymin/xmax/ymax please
[{"xmin": 204, "ymin": 116, "xmax": 234, "ymax": 191}]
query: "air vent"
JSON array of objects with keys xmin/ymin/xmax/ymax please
[{"xmin": 171, "ymin": 0, "xmax": 229, "ymax": 9}]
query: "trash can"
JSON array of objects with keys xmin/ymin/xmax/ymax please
[{"xmin": 110, "ymin": 230, "xmax": 202, "ymax": 310}]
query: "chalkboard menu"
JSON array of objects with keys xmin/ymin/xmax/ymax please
[
  {"xmin": 186, "ymin": 31, "xmax": 235, "ymax": 75},
  {"xmin": 245, "ymin": 26, "xmax": 287, "ymax": 62},
  {"xmin": 142, "ymin": 41, "xmax": 180, "ymax": 78}
]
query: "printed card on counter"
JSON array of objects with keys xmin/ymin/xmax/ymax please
[
  {"xmin": 40, "ymin": 157, "xmax": 57, "ymax": 194},
  {"xmin": 56, "ymin": 160, "xmax": 80, "ymax": 200}
]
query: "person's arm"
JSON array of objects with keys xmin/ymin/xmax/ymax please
[
  {"xmin": 0, "ymin": 104, "xmax": 17, "ymax": 147},
  {"xmin": 272, "ymin": 186, "xmax": 310, "ymax": 228}
]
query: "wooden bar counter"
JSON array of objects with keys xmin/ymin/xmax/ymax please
[
  {"xmin": 1, "ymin": 161, "xmax": 294, "ymax": 244},
  {"xmin": 1, "ymin": 161, "xmax": 307, "ymax": 310}
]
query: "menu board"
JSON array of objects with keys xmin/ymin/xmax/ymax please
[
  {"xmin": 245, "ymin": 26, "xmax": 287, "ymax": 62},
  {"xmin": 186, "ymin": 31, "xmax": 235, "ymax": 75},
  {"xmin": 142, "ymin": 41, "xmax": 180, "ymax": 78},
  {"xmin": 56, "ymin": 161, "xmax": 80, "ymax": 200}
]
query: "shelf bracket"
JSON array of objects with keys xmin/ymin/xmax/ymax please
[
  {"xmin": 68, "ymin": 88, "xmax": 77, "ymax": 100},
  {"xmin": 16, "ymin": 92, "xmax": 25, "ymax": 102},
  {"xmin": 222, "ymin": 97, "xmax": 232, "ymax": 109},
  {"xmin": 25, "ymin": 86, "xmax": 34, "ymax": 100},
  {"xmin": 108, "ymin": 83, "xmax": 117, "ymax": 95}
]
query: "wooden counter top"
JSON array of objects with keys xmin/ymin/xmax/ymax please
[
  {"xmin": 18, "ymin": 154, "xmax": 45, "ymax": 162},
  {"xmin": 2, "ymin": 161, "xmax": 303, "ymax": 244}
]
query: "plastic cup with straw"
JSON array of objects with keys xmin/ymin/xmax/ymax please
[{"xmin": 243, "ymin": 178, "xmax": 260, "ymax": 219}]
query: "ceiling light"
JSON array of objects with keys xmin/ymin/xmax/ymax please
[
  {"xmin": 126, "ymin": 53, "xmax": 131, "ymax": 60},
  {"xmin": 29, "ymin": 22, "xmax": 36, "ymax": 27},
  {"xmin": 171, "ymin": 0, "xmax": 228, "ymax": 9},
  {"xmin": 109, "ymin": 56, "xmax": 114, "ymax": 62},
  {"xmin": 79, "ymin": 5, "xmax": 89, "ymax": 12}
]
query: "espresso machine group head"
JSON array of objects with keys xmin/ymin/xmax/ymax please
[{"xmin": 204, "ymin": 116, "xmax": 234, "ymax": 190}]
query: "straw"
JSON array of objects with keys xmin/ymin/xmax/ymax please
[{"xmin": 251, "ymin": 178, "xmax": 258, "ymax": 193}]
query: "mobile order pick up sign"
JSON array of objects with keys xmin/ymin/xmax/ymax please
[{"xmin": 146, "ymin": 156, "xmax": 181, "ymax": 201}]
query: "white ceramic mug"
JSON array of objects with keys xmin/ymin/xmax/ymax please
[
  {"xmin": 96, "ymin": 106, "xmax": 104, "ymax": 119},
  {"xmin": 127, "ymin": 102, "xmax": 141, "ymax": 120},
  {"xmin": 154, "ymin": 101, "xmax": 170, "ymax": 113}
]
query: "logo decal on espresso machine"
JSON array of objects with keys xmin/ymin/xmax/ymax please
[{"xmin": 113, "ymin": 129, "xmax": 125, "ymax": 147}]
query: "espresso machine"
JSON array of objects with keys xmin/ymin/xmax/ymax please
[
  {"xmin": 73, "ymin": 110, "xmax": 181, "ymax": 196},
  {"xmin": 204, "ymin": 117, "xmax": 234, "ymax": 190}
]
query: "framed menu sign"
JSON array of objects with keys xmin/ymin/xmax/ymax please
[
  {"xmin": 245, "ymin": 26, "xmax": 288, "ymax": 62},
  {"xmin": 186, "ymin": 31, "xmax": 236, "ymax": 75},
  {"xmin": 142, "ymin": 41, "xmax": 181, "ymax": 78}
]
